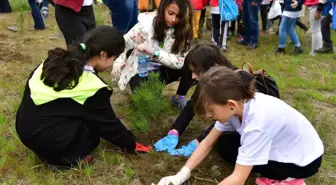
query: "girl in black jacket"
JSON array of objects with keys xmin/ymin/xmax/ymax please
[{"xmin": 16, "ymin": 26, "xmax": 150, "ymax": 168}]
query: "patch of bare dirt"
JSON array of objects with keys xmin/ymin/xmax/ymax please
[{"xmin": 0, "ymin": 34, "xmax": 31, "ymax": 63}]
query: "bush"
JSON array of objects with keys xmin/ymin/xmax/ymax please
[{"xmin": 124, "ymin": 73, "xmax": 175, "ymax": 133}]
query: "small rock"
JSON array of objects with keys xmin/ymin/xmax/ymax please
[{"xmin": 211, "ymin": 165, "xmax": 221, "ymax": 177}]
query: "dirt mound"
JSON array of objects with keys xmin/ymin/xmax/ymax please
[{"xmin": 0, "ymin": 34, "xmax": 31, "ymax": 63}]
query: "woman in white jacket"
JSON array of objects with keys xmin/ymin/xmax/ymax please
[{"xmin": 111, "ymin": 0, "xmax": 194, "ymax": 108}]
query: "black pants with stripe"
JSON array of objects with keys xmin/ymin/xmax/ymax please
[{"xmin": 217, "ymin": 132, "xmax": 322, "ymax": 180}]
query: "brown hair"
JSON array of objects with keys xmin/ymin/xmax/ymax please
[
  {"xmin": 193, "ymin": 66, "xmax": 255, "ymax": 116},
  {"xmin": 153, "ymin": 0, "xmax": 193, "ymax": 54},
  {"xmin": 185, "ymin": 43, "xmax": 236, "ymax": 75}
]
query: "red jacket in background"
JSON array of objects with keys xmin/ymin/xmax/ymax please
[
  {"xmin": 305, "ymin": 0, "xmax": 319, "ymax": 6},
  {"xmin": 191, "ymin": 0, "xmax": 209, "ymax": 10},
  {"xmin": 210, "ymin": 0, "xmax": 219, "ymax": 6},
  {"xmin": 53, "ymin": 0, "xmax": 84, "ymax": 12}
]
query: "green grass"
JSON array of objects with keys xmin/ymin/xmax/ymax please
[{"xmin": 0, "ymin": 5, "xmax": 335, "ymax": 185}]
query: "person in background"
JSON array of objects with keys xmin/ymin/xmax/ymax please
[
  {"xmin": 154, "ymin": 66, "xmax": 324, "ymax": 185},
  {"xmin": 190, "ymin": 0, "xmax": 208, "ymax": 39},
  {"xmin": 102, "ymin": 0, "xmax": 138, "ymax": 34},
  {"xmin": 54, "ymin": 0, "xmax": 96, "ymax": 45},
  {"xmin": 315, "ymin": 0, "xmax": 335, "ymax": 54},
  {"xmin": 16, "ymin": 26, "xmax": 150, "ymax": 169},
  {"xmin": 28, "ymin": 0, "xmax": 45, "ymax": 30},
  {"xmin": 237, "ymin": 0, "xmax": 261, "ymax": 49},
  {"xmin": 260, "ymin": 0, "xmax": 272, "ymax": 35},
  {"xmin": 275, "ymin": 0, "xmax": 304, "ymax": 54},
  {"xmin": 305, "ymin": 0, "xmax": 324, "ymax": 55},
  {"xmin": 111, "ymin": 0, "xmax": 194, "ymax": 109},
  {"xmin": 0, "ymin": 0, "xmax": 12, "ymax": 13},
  {"xmin": 210, "ymin": 0, "xmax": 221, "ymax": 45}
]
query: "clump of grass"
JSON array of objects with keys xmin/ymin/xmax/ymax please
[
  {"xmin": 124, "ymin": 73, "xmax": 174, "ymax": 132},
  {"xmin": 10, "ymin": 0, "xmax": 30, "ymax": 12}
]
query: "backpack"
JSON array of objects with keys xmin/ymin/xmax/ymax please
[
  {"xmin": 219, "ymin": 0, "xmax": 238, "ymax": 21},
  {"xmin": 239, "ymin": 62, "xmax": 280, "ymax": 98}
]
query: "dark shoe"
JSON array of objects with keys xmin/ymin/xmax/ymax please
[
  {"xmin": 294, "ymin": 46, "xmax": 304, "ymax": 55},
  {"xmin": 237, "ymin": 39, "xmax": 249, "ymax": 46},
  {"xmin": 314, "ymin": 47, "xmax": 334, "ymax": 54},
  {"xmin": 275, "ymin": 47, "xmax": 285, "ymax": 54},
  {"xmin": 246, "ymin": 44, "xmax": 258, "ymax": 50}
]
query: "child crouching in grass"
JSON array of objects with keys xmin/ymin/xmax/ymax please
[
  {"xmin": 153, "ymin": 66, "xmax": 324, "ymax": 185},
  {"xmin": 16, "ymin": 26, "xmax": 150, "ymax": 169}
]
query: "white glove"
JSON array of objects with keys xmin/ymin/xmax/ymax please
[
  {"xmin": 153, "ymin": 166, "xmax": 191, "ymax": 185},
  {"xmin": 111, "ymin": 63, "xmax": 124, "ymax": 81}
]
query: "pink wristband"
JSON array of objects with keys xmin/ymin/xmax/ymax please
[{"xmin": 168, "ymin": 130, "xmax": 179, "ymax": 136}]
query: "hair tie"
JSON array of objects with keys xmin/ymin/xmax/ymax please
[{"xmin": 80, "ymin": 43, "xmax": 86, "ymax": 51}]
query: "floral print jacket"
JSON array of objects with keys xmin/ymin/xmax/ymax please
[{"xmin": 112, "ymin": 12, "xmax": 188, "ymax": 91}]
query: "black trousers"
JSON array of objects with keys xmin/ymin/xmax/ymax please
[
  {"xmin": 55, "ymin": 5, "xmax": 96, "ymax": 45},
  {"xmin": 260, "ymin": 4, "xmax": 270, "ymax": 31},
  {"xmin": 0, "ymin": 0, "xmax": 12, "ymax": 12},
  {"xmin": 27, "ymin": 123, "xmax": 100, "ymax": 166},
  {"xmin": 217, "ymin": 132, "xmax": 323, "ymax": 180},
  {"xmin": 129, "ymin": 64, "xmax": 193, "ymax": 96},
  {"xmin": 321, "ymin": 14, "xmax": 333, "ymax": 48},
  {"xmin": 212, "ymin": 14, "xmax": 221, "ymax": 44}
]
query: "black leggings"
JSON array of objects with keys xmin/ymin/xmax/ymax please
[
  {"xmin": 55, "ymin": 5, "xmax": 96, "ymax": 45},
  {"xmin": 129, "ymin": 64, "xmax": 193, "ymax": 95},
  {"xmin": 217, "ymin": 132, "xmax": 323, "ymax": 180},
  {"xmin": 260, "ymin": 4, "xmax": 270, "ymax": 31}
]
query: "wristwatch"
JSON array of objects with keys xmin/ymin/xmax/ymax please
[{"xmin": 153, "ymin": 49, "xmax": 160, "ymax": 59}]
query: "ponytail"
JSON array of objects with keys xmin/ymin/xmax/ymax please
[
  {"xmin": 40, "ymin": 26, "xmax": 125, "ymax": 91},
  {"xmin": 237, "ymin": 70, "xmax": 256, "ymax": 100},
  {"xmin": 41, "ymin": 45, "xmax": 87, "ymax": 92}
]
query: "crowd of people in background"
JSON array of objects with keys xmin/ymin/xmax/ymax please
[{"xmin": 0, "ymin": 0, "xmax": 331, "ymax": 185}]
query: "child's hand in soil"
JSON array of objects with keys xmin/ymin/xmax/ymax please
[
  {"xmin": 134, "ymin": 142, "xmax": 151, "ymax": 154},
  {"xmin": 153, "ymin": 166, "xmax": 191, "ymax": 185},
  {"xmin": 154, "ymin": 130, "xmax": 179, "ymax": 152},
  {"xmin": 168, "ymin": 140, "xmax": 198, "ymax": 157}
]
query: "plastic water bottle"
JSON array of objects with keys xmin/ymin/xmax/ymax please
[{"xmin": 138, "ymin": 53, "xmax": 149, "ymax": 77}]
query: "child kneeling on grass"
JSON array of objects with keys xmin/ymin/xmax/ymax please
[
  {"xmin": 15, "ymin": 26, "xmax": 150, "ymax": 169},
  {"xmin": 153, "ymin": 66, "xmax": 324, "ymax": 185}
]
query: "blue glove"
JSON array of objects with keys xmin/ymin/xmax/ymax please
[
  {"xmin": 168, "ymin": 140, "xmax": 198, "ymax": 157},
  {"xmin": 154, "ymin": 134, "xmax": 179, "ymax": 152}
]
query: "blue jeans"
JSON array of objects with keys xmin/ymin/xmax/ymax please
[
  {"xmin": 279, "ymin": 16, "xmax": 301, "ymax": 48},
  {"xmin": 28, "ymin": 0, "xmax": 45, "ymax": 29},
  {"xmin": 104, "ymin": 0, "xmax": 138, "ymax": 34},
  {"xmin": 242, "ymin": 0, "xmax": 261, "ymax": 45}
]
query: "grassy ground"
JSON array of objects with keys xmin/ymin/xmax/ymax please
[{"xmin": 0, "ymin": 2, "xmax": 336, "ymax": 185}]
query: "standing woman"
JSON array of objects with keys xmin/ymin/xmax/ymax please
[
  {"xmin": 54, "ymin": 0, "xmax": 96, "ymax": 45},
  {"xmin": 103, "ymin": 0, "xmax": 138, "ymax": 34},
  {"xmin": 111, "ymin": 0, "xmax": 194, "ymax": 109},
  {"xmin": 16, "ymin": 26, "xmax": 150, "ymax": 168}
]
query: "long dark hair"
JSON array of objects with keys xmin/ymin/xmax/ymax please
[
  {"xmin": 153, "ymin": 0, "xmax": 193, "ymax": 54},
  {"xmin": 41, "ymin": 26, "xmax": 125, "ymax": 92},
  {"xmin": 185, "ymin": 44, "xmax": 235, "ymax": 75},
  {"xmin": 193, "ymin": 66, "xmax": 255, "ymax": 116}
]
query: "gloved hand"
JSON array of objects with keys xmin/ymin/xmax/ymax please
[
  {"xmin": 168, "ymin": 140, "xmax": 198, "ymax": 157},
  {"xmin": 154, "ymin": 130, "xmax": 179, "ymax": 152},
  {"xmin": 152, "ymin": 166, "xmax": 191, "ymax": 185},
  {"xmin": 134, "ymin": 142, "xmax": 151, "ymax": 154},
  {"xmin": 111, "ymin": 63, "xmax": 125, "ymax": 81}
]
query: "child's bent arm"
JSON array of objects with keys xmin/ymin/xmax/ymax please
[
  {"xmin": 218, "ymin": 164, "xmax": 253, "ymax": 185},
  {"xmin": 185, "ymin": 127, "xmax": 223, "ymax": 171}
]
